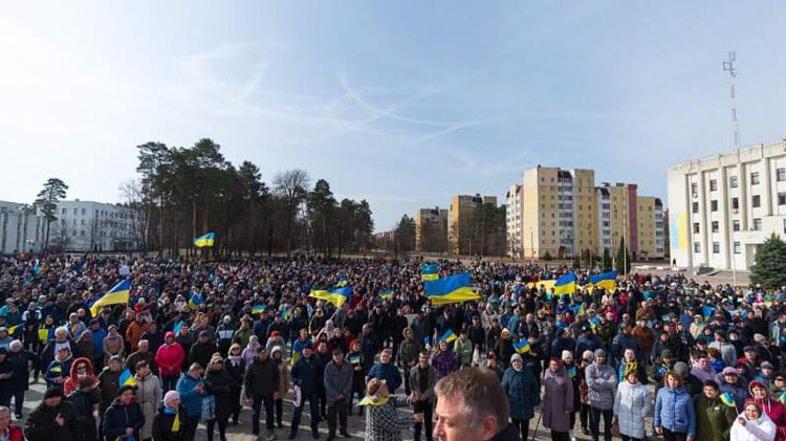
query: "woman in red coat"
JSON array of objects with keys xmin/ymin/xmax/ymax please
[
  {"xmin": 63, "ymin": 357, "xmax": 96, "ymax": 396},
  {"xmin": 155, "ymin": 332, "xmax": 185, "ymax": 392},
  {"xmin": 750, "ymin": 380, "xmax": 786, "ymax": 440}
]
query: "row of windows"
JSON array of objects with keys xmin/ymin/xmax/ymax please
[
  {"xmin": 693, "ymin": 218, "xmax": 762, "ymax": 234},
  {"xmin": 694, "ymin": 241, "xmax": 742, "ymax": 254},
  {"xmin": 691, "ymin": 192, "xmax": 786, "ymax": 213},
  {"xmin": 692, "ymin": 168, "xmax": 786, "ymax": 195}
]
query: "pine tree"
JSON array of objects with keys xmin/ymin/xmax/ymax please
[
  {"xmin": 615, "ymin": 238, "xmax": 631, "ymax": 274},
  {"xmin": 750, "ymin": 234, "xmax": 786, "ymax": 290}
]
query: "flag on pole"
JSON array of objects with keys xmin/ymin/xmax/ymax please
[
  {"xmin": 553, "ymin": 273, "xmax": 577, "ymax": 296},
  {"xmin": 90, "ymin": 279, "xmax": 131, "ymax": 316},
  {"xmin": 118, "ymin": 368, "xmax": 136, "ymax": 387},
  {"xmin": 193, "ymin": 232, "xmax": 216, "ymax": 248},
  {"xmin": 424, "ymin": 274, "xmax": 480, "ymax": 305}
]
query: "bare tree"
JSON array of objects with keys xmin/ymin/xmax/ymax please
[
  {"xmin": 273, "ymin": 169, "xmax": 310, "ymax": 256},
  {"xmin": 119, "ymin": 179, "xmax": 147, "ymax": 251}
]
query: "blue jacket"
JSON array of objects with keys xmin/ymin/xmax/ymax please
[
  {"xmin": 501, "ymin": 366, "xmax": 540, "ymax": 420},
  {"xmin": 366, "ymin": 362, "xmax": 402, "ymax": 393},
  {"xmin": 176, "ymin": 373, "xmax": 205, "ymax": 418},
  {"xmin": 291, "ymin": 355, "xmax": 322, "ymax": 396},
  {"xmin": 654, "ymin": 386, "xmax": 696, "ymax": 438}
]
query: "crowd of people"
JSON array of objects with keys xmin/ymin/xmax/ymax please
[{"xmin": 0, "ymin": 254, "xmax": 785, "ymax": 441}]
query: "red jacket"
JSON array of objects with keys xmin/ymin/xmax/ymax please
[
  {"xmin": 6, "ymin": 425, "xmax": 22, "ymax": 441},
  {"xmin": 155, "ymin": 340, "xmax": 185, "ymax": 377}
]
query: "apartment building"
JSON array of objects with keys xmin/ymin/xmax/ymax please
[
  {"xmin": 448, "ymin": 194, "xmax": 497, "ymax": 255},
  {"xmin": 0, "ymin": 201, "xmax": 47, "ymax": 254},
  {"xmin": 415, "ymin": 207, "xmax": 448, "ymax": 252},
  {"xmin": 506, "ymin": 185, "xmax": 523, "ymax": 258},
  {"xmin": 667, "ymin": 140, "xmax": 786, "ymax": 270},
  {"xmin": 51, "ymin": 200, "xmax": 142, "ymax": 252}
]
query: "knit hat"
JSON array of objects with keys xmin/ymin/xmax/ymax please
[
  {"xmin": 722, "ymin": 367, "xmax": 738, "ymax": 376},
  {"xmin": 510, "ymin": 353, "xmax": 523, "ymax": 364},
  {"xmin": 582, "ymin": 350, "xmax": 594, "ymax": 362},
  {"xmin": 762, "ymin": 361, "xmax": 775, "ymax": 370},
  {"xmin": 594, "ymin": 348, "xmax": 606, "ymax": 358},
  {"xmin": 673, "ymin": 361, "xmax": 690, "ymax": 377},
  {"xmin": 164, "ymin": 390, "xmax": 180, "ymax": 406}
]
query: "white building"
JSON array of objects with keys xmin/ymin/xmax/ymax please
[
  {"xmin": 505, "ymin": 184, "xmax": 523, "ymax": 258},
  {"xmin": 51, "ymin": 200, "xmax": 142, "ymax": 252},
  {"xmin": 667, "ymin": 140, "xmax": 786, "ymax": 270},
  {"xmin": 0, "ymin": 201, "xmax": 47, "ymax": 254}
]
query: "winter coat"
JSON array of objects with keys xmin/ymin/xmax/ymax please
[
  {"xmin": 654, "ymin": 386, "xmax": 696, "ymax": 438},
  {"xmin": 66, "ymin": 388, "xmax": 100, "ymax": 441},
  {"xmin": 224, "ymin": 356, "xmax": 245, "ymax": 397},
  {"xmin": 585, "ymin": 362, "xmax": 616, "ymax": 410},
  {"xmin": 453, "ymin": 338, "xmax": 473, "ymax": 366},
  {"xmin": 542, "ymin": 365, "xmax": 573, "ymax": 433},
  {"xmin": 292, "ymin": 354, "xmax": 323, "ymax": 396},
  {"xmin": 244, "ymin": 357, "xmax": 279, "ymax": 398},
  {"xmin": 63, "ymin": 357, "xmax": 96, "ymax": 397},
  {"xmin": 409, "ymin": 364, "xmax": 437, "ymax": 402},
  {"xmin": 367, "ymin": 361, "xmax": 403, "ymax": 393},
  {"xmin": 613, "ymin": 380, "xmax": 651, "ymax": 439},
  {"xmin": 363, "ymin": 395, "xmax": 410, "ymax": 441},
  {"xmin": 431, "ymin": 352, "xmax": 459, "ymax": 380},
  {"xmin": 750, "ymin": 397, "xmax": 786, "ymax": 441},
  {"xmin": 188, "ymin": 341, "xmax": 217, "ymax": 370},
  {"xmin": 155, "ymin": 341, "xmax": 185, "ymax": 377},
  {"xmin": 25, "ymin": 401, "xmax": 79, "ymax": 441},
  {"xmin": 730, "ymin": 413, "xmax": 777, "ymax": 441},
  {"xmin": 102, "ymin": 399, "xmax": 145, "ymax": 441},
  {"xmin": 397, "ymin": 338, "xmax": 421, "ymax": 368},
  {"xmin": 8, "ymin": 350, "xmax": 35, "ymax": 392},
  {"xmin": 134, "ymin": 373, "xmax": 162, "ymax": 439},
  {"xmin": 274, "ymin": 360, "xmax": 289, "ymax": 401},
  {"xmin": 502, "ymin": 366, "xmax": 539, "ymax": 420},
  {"xmin": 205, "ymin": 368, "xmax": 234, "ymax": 421},
  {"xmin": 324, "ymin": 360, "xmax": 353, "ymax": 407},
  {"xmin": 152, "ymin": 404, "xmax": 187, "ymax": 441},
  {"xmin": 176, "ymin": 374, "xmax": 205, "ymax": 419},
  {"xmin": 693, "ymin": 394, "xmax": 736, "ymax": 441}
]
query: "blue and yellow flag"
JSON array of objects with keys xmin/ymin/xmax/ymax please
[
  {"xmin": 421, "ymin": 263, "xmax": 440, "ymax": 281},
  {"xmin": 779, "ymin": 390, "xmax": 786, "ymax": 405},
  {"xmin": 173, "ymin": 321, "xmax": 184, "ymax": 335},
  {"xmin": 514, "ymin": 340, "xmax": 530, "ymax": 354},
  {"xmin": 553, "ymin": 273, "xmax": 576, "ymax": 296},
  {"xmin": 423, "ymin": 336, "xmax": 431, "ymax": 349},
  {"xmin": 309, "ymin": 285, "xmax": 352, "ymax": 308},
  {"xmin": 6, "ymin": 325, "xmax": 18, "ymax": 336},
  {"xmin": 349, "ymin": 354, "xmax": 361, "ymax": 365},
  {"xmin": 193, "ymin": 232, "xmax": 216, "ymax": 248},
  {"xmin": 251, "ymin": 304, "xmax": 266, "ymax": 315},
  {"xmin": 378, "ymin": 290, "xmax": 394, "ymax": 301},
  {"xmin": 118, "ymin": 368, "xmax": 136, "ymax": 388},
  {"xmin": 188, "ymin": 291, "xmax": 203, "ymax": 308},
  {"xmin": 590, "ymin": 271, "xmax": 617, "ymax": 291},
  {"xmin": 720, "ymin": 391, "xmax": 736, "ymax": 407},
  {"xmin": 439, "ymin": 329, "xmax": 457, "ymax": 344},
  {"xmin": 424, "ymin": 273, "xmax": 480, "ymax": 305},
  {"xmin": 335, "ymin": 277, "xmax": 349, "ymax": 288},
  {"xmin": 90, "ymin": 279, "xmax": 131, "ymax": 316}
]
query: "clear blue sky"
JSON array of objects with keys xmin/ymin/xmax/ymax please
[{"xmin": 2, "ymin": 2, "xmax": 786, "ymax": 231}]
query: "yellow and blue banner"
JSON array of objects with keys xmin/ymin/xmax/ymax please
[
  {"xmin": 378, "ymin": 290, "xmax": 394, "ymax": 301},
  {"xmin": 590, "ymin": 271, "xmax": 617, "ymax": 291},
  {"xmin": 421, "ymin": 263, "xmax": 440, "ymax": 281},
  {"xmin": 309, "ymin": 285, "xmax": 352, "ymax": 308},
  {"xmin": 720, "ymin": 392, "xmax": 736, "ymax": 407},
  {"xmin": 423, "ymin": 336, "xmax": 431, "ymax": 349},
  {"xmin": 439, "ymin": 329, "xmax": 457, "ymax": 344},
  {"xmin": 90, "ymin": 279, "xmax": 131, "ymax": 316},
  {"xmin": 553, "ymin": 272, "xmax": 576, "ymax": 296},
  {"xmin": 513, "ymin": 340, "xmax": 530, "ymax": 354},
  {"xmin": 118, "ymin": 368, "xmax": 136, "ymax": 388},
  {"xmin": 251, "ymin": 304, "xmax": 266, "ymax": 315},
  {"xmin": 193, "ymin": 232, "xmax": 216, "ymax": 248},
  {"xmin": 188, "ymin": 291, "xmax": 203, "ymax": 308},
  {"xmin": 424, "ymin": 273, "xmax": 480, "ymax": 305}
]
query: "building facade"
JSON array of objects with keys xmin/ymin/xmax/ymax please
[
  {"xmin": 506, "ymin": 185, "xmax": 523, "ymax": 258},
  {"xmin": 51, "ymin": 200, "xmax": 142, "ymax": 252},
  {"xmin": 415, "ymin": 207, "xmax": 448, "ymax": 252},
  {"xmin": 448, "ymin": 194, "xmax": 497, "ymax": 255},
  {"xmin": 0, "ymin": 201, "xmax": 47, "ymax": 254},
  {"xmin": 667, "ymin": 140, "xmax": 786, "ymax": 270}
]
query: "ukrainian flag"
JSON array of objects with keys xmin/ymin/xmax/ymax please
[
  {"xmin": 423, "ymin": 336, "xmax": 431, "ymax": 349},
  {"xmin": 378, "ymin": 290, "xmax": 394, "ymax": 301},
  {"xmin": 720, "ymin": 392, "xmax": 736, "ymax": 407},
  {"xmin": 590, "ymin": 271, "xmax": 617, "ymax": 291},
  {"xmin": 421, "ymin": 263, "xmax": 440, "ymax": 281},
  {"xmin": 439, "ymin": 329, "xmax": 457, "ymax": 344},
  {"xmin": 336, "ymin": 277, "xmax": 349, "ymax": 288},
  {"xmin": 90, "ymin": 279, "xmax": 131, "ymax": 316},
  {"xmin": 118, "ymin": 368, "xmax": 136, "ymax": 387},
  {"xmin": 251, "ymin": 304, "xmax": 266, "ymax": 315},
  {"xmin": 6, "ymin": 325, "xmax": 18, "ymax": 336},
  {"xmin": 779, "ymin": 390, "xmax": 786, "ymax": 405},
  {"xmin": 424, "ymin": 273, "xmax": 480, "ymax": 305},
  {"xmin": 553, "ymin": 273, "xmax": 576, "ymax": 296},
  {"xmin": 514, "ymin": 340, "xmax": 530, "ymax": 354},
  {"xmin": 309, "ymin": 285, "xmax": 352, "ymax": 308},
  {"xmin": 188, "ymin": 291, "xmax": 203, "ymax": 308},
  {"xmin": 193, "ymin": 232, "xmax": 216, "ymax": 248}
]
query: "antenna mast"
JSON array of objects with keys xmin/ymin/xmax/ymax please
[{"xmin": 723, "ymin": 51, "xmax": 741, "ymax": 149}]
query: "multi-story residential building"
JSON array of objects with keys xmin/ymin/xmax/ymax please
[
  {"xmin": 506, "ymin": 185, "xmax": 523, "ymax": 258},
  {"xmin": 448, "ymin": 194, "xmax": 497, "ymax": 255},
  {"xmin": 51, "ymin": 200, "xmax": 142, "ymax": 252},
  {"xmin": 667, "ymin": 140, "xmax": 786, "ymax": 270},
  {"xmin": 0, "ymin": 201, "xmax": 47, "ymax": 254},
  {"xmin": 508, "ymin": 168, "xmax": 665, "ymax": 261},
  {"xmin": 415, "ymin": 207, "xmax": 448, "ymax": 252}
]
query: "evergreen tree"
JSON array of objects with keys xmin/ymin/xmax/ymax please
[
  {"xmin": 750, "ymin": 234, "xmax": 786, "ymax": 290},
  {"xmin": 602, "ymin": 248, "xmax": 612, "ymax": 271},
  {"xmin": 34, "ymin": 178, "xmax": 69, "ymax": 251},
  {"xmin": 615, "ymin": 238, "xmax": 631, "ymax": 274}
]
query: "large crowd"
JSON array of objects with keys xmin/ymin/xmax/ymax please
[{"xmin": 0, "ymin": 254, "xmax": 785, "ymax": 441}]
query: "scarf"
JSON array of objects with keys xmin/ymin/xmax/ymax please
[
  {"xmin": 358, "ymin": 395, "xmax": 390, "ymax": 407},
  {"xmin": 227, "ymin": 355, "xmax": 242, "ymax": 367}
]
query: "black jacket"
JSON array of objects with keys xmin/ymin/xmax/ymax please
[
  {"xmin": 67, "ymin": 388, "xmax": 100, "ymax": 441},
  {"xmin": 24, "ymin": 401, "xmax": 79, "ymax": 441},
  {"xmin": 244, "ymin": 357, "xmax": 279, "ymax": 398},
  {"xmin": 188, "ymin": 341, "xmax": 217, "ymax": 370},
  {"xmin": 102, "ymin": 399, "xmax": 145, "ymax": 441},
  {"xmin": 205, "ymin": 368, "xmax": 234, "ymax": 421},
  {"xmin": 152, "ymin": 404, "xmax": 187, "ymax": 441}
]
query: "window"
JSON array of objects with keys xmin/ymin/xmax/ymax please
[
  {"xmin": 753, "ymin": 218, "xmax": 762, "ymax": 230},
  {"xmin": 694, "ymin": 242, "xmax": 701, "ymax": 253},
  {"xmin": 712, "ymin": 242, "xmax": 720, "ymax": 254},
  {"xmin": 752, "ymin": 195, "xmax": 761, "ymax": 208},
  {"xmin": 692, "ymin": 202, "xmax": 699, "ymax": 213},
  {"xmin": 730, "ymin": 176, "xmax": 738, "ymax": 188},
  {"xmin": 751, "ymin": 172, "xmax": 760, "ymax": 185},
  {"xmin": 711, "ymin": 200, "xmax": 718, "ymax": 212},
  {"xmin": 691, "ymin": 183, "xmax": 698, "ymax": 195},
  {"xmin": 733, "ymin": 242, "xmax": 741, "ymax": 254},
  {"xmin": 710, "ymin": 179, "xmax": 718, "ymax": 191},
  {"xmin": 73, "ymin": 208, "xmax": 77, "ymax": 215},
  {"xmin": 693, "ymin": 223, "xmax": 700, "ymax": 233},
  {"xmin": 81, "ymin": 208, "xmax": 86, "ymax": 215},
  {"xmin": 732, "ymin": 197, "xmax": 739, "ymax": 210},
  {"xmin": 777, "ymin": 168, "xmax": 786, "ymax": 182},
  {"xmin": 61, "ymin": 208, "xmax": 66, "ymax": 215},
  {"xmin": 733, "ymin": 220, "xmax": 740, "ymax": 231},
  {"xmin": 711, "ymin": 221, "xmax": 719, "ymax": 233},
  {"xmin": 779, "ymin": 192, "xmax": 786, "ymax": 206}
]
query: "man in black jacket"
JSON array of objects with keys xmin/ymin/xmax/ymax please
[
  {"xmin": 244, "ymin": 347, "xmax": 279, "ymax": 440},
  {"xmin": 290, "ymin": 343, "xmax": 321, "ymax": 440},
  {"xmin": 24, "ymin": 387, "xmax": 78, "ymax": 441}
]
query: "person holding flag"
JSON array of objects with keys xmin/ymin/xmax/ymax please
[
  {"xmin": 694, "ymin": 379, "xmax": 737, "ymax": 441},
  {"xmin": 431, "ymin": 339, "xmax": 460, "ymax": 380}
]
